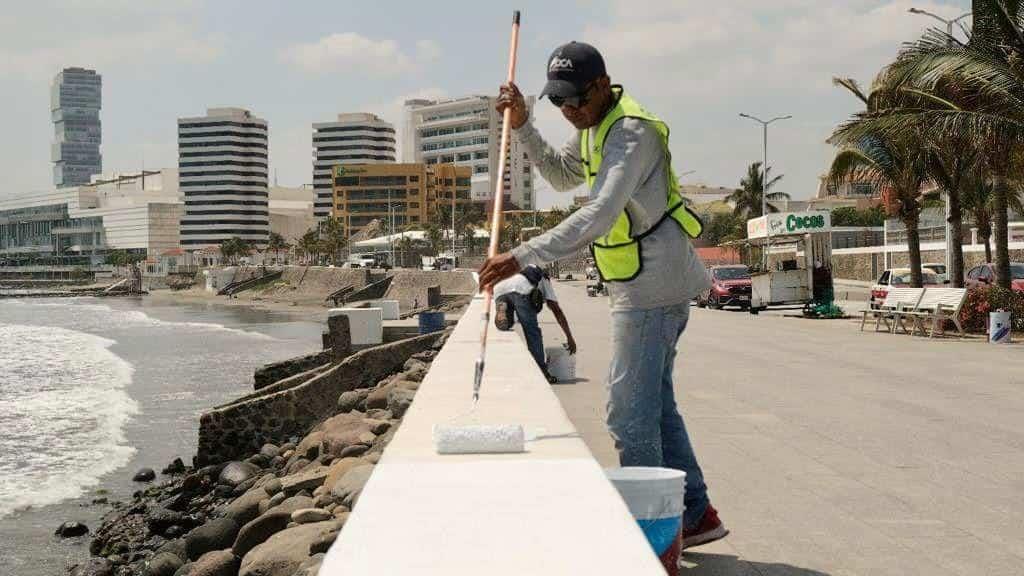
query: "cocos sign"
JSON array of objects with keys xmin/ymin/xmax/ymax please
[{"xmin": 785, "ymin": 214, "xmax": 826, "ymax": 232}]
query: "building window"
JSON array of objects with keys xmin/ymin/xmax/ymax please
[
  {"xmin": 457, "ymin": 153, "xmax": 472, "ymax": 162},
  {"xmin": 409, "ymin": 175, "xmax": 419, "ymax": 182},
  {"xmin": 474, "ymin": 165, "xmax": 488, "ymax": 174},
  {"xmin": 409, "ymin": 202, "xmax": 420, "ymax": 208}
]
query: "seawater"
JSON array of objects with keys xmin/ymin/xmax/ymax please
[{"xmin": 0, "ymin": 296, "xmax": 321, "ymax": 574}]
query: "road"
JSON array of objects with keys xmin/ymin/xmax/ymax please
[{"xmin": 536, "ymin": 280, "xmax": 1024, "ymax": 576}]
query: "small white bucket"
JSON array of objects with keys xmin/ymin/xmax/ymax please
[
  {"xmin": 990, "ymin": 310, "xmax": 1012, "ymax": 344},
  {"xmin": 606, "ymin": 467, "xmax": 686, "ymax": 574},
  {"xmin": 545, "ymin": 346, "xmax": 575, "ymax": 381}
]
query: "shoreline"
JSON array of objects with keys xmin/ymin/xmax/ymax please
[{"xmin": 144, "ymin": 288, "xmax": 332, "ymax": 324}]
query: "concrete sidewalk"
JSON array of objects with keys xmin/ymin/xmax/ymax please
[{"xmin": 536, "ymin": 280, "xmax": 1024, "ymax": 576}]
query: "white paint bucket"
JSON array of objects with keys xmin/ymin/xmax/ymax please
[
  {"xmin": 990, "ymin": 310, "xmax": 1012, "ymax": 344},
  {"xmin": 605, "ymin": 467, "xmax": 686, "ymax": 575},
  {"xmin": 545, "ymin": 346, "xmax": 575, "ymax": 381}
]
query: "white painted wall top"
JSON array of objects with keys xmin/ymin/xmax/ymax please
[{"xmin": 321, "ymin": 296, "xmax": 665, "ymax": 575}]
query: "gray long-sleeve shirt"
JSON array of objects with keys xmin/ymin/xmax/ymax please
[{"xmin": 510, "ymin": 116, "xmax": 710, "ymax": 311}]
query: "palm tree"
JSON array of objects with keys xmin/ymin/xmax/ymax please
[
  {"xmin": 298, "ymin": 228, "xmax": 320, "ymax": 265},
  {"xmin": 267, "ymin": 232, "xmax": 288, "ymax": 264},
  {"xmin": 829, "ymin": 78, "xmax": 931, "ymax": 287},
  {"xmin": 866, "ymin": 0, "xmax": 1023, "ymax": 289},
  {"xmin": 219, "ymin": 237, "xmax": 251, "ymax": 265},
  {"xmin": 320, "ymin": 218, "xmax": 346, "ymax": 265},
  {"xmin": 727, "ymin": 162, "xmax": 790, "ymax": 218}
]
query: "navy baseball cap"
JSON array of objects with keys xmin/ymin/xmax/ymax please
[{"xmin": 540, "ymin": 42, "xmax": 607, "ymax": 100}]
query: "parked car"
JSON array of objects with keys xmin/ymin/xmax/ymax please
[
  {"xmin": 697, "ymin": 265, "xmax": 752, "ymax": 310},
  {"xmin": 965, "ymin": 262, "xmax": 1024, "ymax": 293},
  {"xmin": 922, "ymin": 263, "xmax": 949, "ymax": 284},
  {"xmin": 869, "ymin": 268, "xmax": 942, "ymax": 309}
]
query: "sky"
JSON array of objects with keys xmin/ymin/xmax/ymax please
[{"xmin": 0, "ymin": 0, "xmax": 972, "ymax": 208}]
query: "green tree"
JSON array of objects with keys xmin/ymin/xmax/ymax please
[
  {"xmin": 267, "ymin": 232, "xmax": 288, "ymax": 264},
  {"xmin": 702, "ymin": 211, "xmax": 746, "ymax": 246},
  {"xmin": 829, "ymin": 77, "xmax": 932, "ymax": 287},
  {"xmin": 320, "ymin": 218, "xmax": 347, "ymax": 265},
  {"xmin": 220, "ymin": 237, "xmax": 251, "ymax": 265},
  {"xmin": 831, "ymin": 206, "xmax": 886, "ymax": 227},
  {"xmin": 298, "ymin": 228, "xmax": 320, "ymax": 265},
  {"xmin": 727, "ymin": 162, "xmax": 790, "ymax": 219}
]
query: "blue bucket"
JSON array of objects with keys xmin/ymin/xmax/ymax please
[
  {"xmin": 606, "ymin": 467, "xmax": 686, "ymax": 574},
  {"xmin": 418, "ymin": 311, "xmax": 445, "ymax": 334}
]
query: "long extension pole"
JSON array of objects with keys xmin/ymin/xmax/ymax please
[{"xmin": 474, "ymin": 10, "xmax": 521, "ymax": 403}]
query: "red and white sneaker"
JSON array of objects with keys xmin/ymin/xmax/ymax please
[{"xmin": 681, "ymin": 504, "xmax": 729, "ymax": 550}]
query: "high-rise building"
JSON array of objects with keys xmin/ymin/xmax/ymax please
[
  {"xmin": 51, "ymin": 67, "xmax": 102, "ymax": 187},
  {"xmin": 403, "ymin": 95, "xmax": 535, "ymax": 210},
  {"xmin": 178, "ymin": 107, "xmax": 269, "ymax": 249},
  {"xmin": 331, "ymin": 163, "xmax": 471, "ymax": 237},
  {"xmin": 312, "ymin": 113, "xmax": 396, "ymax": 219}
]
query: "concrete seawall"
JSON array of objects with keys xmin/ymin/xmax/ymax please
[
  {"xmin": 196, "ymin": 332, "xmax": 444, "ymax": 465},
  {"xmin": 321, "ymin": 295, "xmax": 665, "ymax": 575}
]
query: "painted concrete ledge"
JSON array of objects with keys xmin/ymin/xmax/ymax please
[{"xmin": 321, "ymin": 295, "xmax": 665, "ymax": 574}]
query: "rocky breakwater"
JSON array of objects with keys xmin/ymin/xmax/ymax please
[{"xmin": 68, "ymin": 340, "xmax": 444, "ymax": 576}]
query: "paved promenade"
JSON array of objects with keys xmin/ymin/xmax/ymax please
[{"xmin": 538, "ymin": 281, "xmax": 1024, "ymax": 576}]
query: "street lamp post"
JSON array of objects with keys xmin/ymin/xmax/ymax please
[
  {"xmin": 739, "ymin": 113, "xmax": 792, "ymax": 270},
  {"xmin": 909, "ymin": 7, "xmax": 972, "ymax": 278}
]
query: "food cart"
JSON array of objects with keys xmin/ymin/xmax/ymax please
[{"xmin": 743, "ymin": 211, "xmax": 833, "ymax": 314}]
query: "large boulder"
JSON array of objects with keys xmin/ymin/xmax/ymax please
[
  {"xmin": 294, "ymin": 431, "xmax": 323, "ymax": 461},
  {"xmin": 223, "ymin": 487, "xmax": 270, "ymax": 525},
  {"xmin": 259, "ymin": 444, "xmax": 281, "ymax": 459},
  {"xmin": 143, "ymin": 552, "xmax": 183, "ymax": 576},
  {"xmin": 70, "ymin": 558, "xmax": 114, "ymax": 576},
  {"xmin": 291, "ymin": 508, "xmax": 332, "ymax": 524},
  {"xmin": 232, "ymin": 511, "xmax": 290, "ymax": 559},
  {"xmin": 278, "ymin": 463, "xmax": 328, "ymax": 495},
  {"xmin": 133, "ymin": 468, "xmax": 157, "ymax": 482},
  {"xmin": 187, "ymin": 549, "xmax": 239, "ymax": 576},
  {"xmin": 55, "ymin": 521, "xmax": 89, "ymax": 538},
  {"xmin": 265, "ymin": 495, "xmax": 314, "ymax": 517},
  {"xmin": 185, "ymin": 518, "xmax": 240, "ymax": 560},
  {"xmin": 292, "ymin": 554, "xmax": 325, "ymax": 576},
  {"xmin": 218, "ymin": 462, "xmax": 261, "ymax": 487},
  {"xmin": 318, "ymin": 413, "xmax": 378, "ymax": 458},
  {"xmin": 387, "ymin": 387, "xmax": 416, "ymax": 419},
  {"xmin": 238, "ymin": 521, "xmax": 340, "ymax": 576},
  {"xmin": 162, "ymin": 458, "xmax": 187, "ymax": 475},
  {"xmin": 329, "ymin": 464, "xmax": 375, "ymax": 508},
  {"xmin": 155, "ymin": 538, "xmax": 189, "ymax": 561},
  {"xmin": 365, "ymin": 383, "xmax": 395, "ymax": 410},
  {"xmin": 401, "ymin": 358, "xmax": 429, "ymax": 382},
  {"xmin": 336, "ymin": 389, "xmax": 369, "ymax": 413},
  {"xmin": 147, "ymin": 508, "xmax": 195, "ymax": 536},
  {"xmin": 322, "ymin": 457, "xmax": 366, "ymax": 492}
]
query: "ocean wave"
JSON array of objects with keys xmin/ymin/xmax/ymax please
[
  {"xmin": 0, "ymin": 324, "xmax": 138, "ymax": 518},
  {"xmin": 0, "ymin": 298, "xmax": 275, "ymax": 340}
]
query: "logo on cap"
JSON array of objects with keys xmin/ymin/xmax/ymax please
[{"xmin": 549, "ymin": 57, "xmax": 574, "ymax": 72}]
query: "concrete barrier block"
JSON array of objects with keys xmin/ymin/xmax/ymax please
[
  {"xmin": 329, "ymin": 308, "xmax": 383, "ymax": 346},
  {"xmin": 370, "ymin": 300, "xmax": 400, "ymax": 320}
]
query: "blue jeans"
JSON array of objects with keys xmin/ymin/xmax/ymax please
[
  {"xmin": 606, "ymin": 303, "xmax": 709, "ymax": 529},
  {"xmin": 498, "ymin": 292, "xmax": 547, "ymax": 371}
]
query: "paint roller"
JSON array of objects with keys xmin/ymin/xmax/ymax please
[{"xmin": 433, "ymin": 10, "xmax": 525, "ymax": 456}]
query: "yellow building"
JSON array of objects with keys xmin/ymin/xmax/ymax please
[{"xmin": 331, "ymin": 163, "xmax": 471, "ymax": 237}]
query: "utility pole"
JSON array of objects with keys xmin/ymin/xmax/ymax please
[
  {"xmin": 739, "ymin": 113, "xmax": 792, "ymax": 270},
  {"xmin": 909, "ymin": 6, "xmax": 972, "ymax": 278}
]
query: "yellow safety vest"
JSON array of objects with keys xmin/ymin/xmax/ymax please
[{"xmin": 582, "ymin": 88, "xmax": 703, "ymax": 282}]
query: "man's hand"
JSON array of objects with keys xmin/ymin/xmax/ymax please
[
  {"xmin": 478, "ymin": 252, "xmax": 521, "ymax": 291},
  {"xmin": 566, "ymin": 337, "xmax": 578, "ymax": 355},
  {"xmin": 496, "ymin": 82, "xmax": 529, "ymax": 130}
]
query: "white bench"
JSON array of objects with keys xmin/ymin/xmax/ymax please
[
  {"xmin": 893, "ymin": 287, "xmax": 967, "ymax": 338},
  {"xmin": 860, "ymin": 288, "xmax": 924, "ymax": 333}
]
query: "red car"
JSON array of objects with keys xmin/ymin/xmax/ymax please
[
  {"xmin": 697, "ymin": 265, "xmax": 752, "ymax": 310},
  {"xmin": 966, "ymin": 263, "xmax": 1024, "ymax": 293}
]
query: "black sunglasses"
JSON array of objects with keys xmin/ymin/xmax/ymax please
[{"xmin": 549, "ymin": 81, "xmax": 596, "ymax": 109}]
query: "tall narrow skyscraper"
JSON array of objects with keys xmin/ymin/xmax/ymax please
[
  {"xmin": 51, "ymin": 67, "xmax": 102, "ymax": 187},
  {"xmin": 312, "ymin": 113, "xmax": 396, "ymax": 219},
  {"xmin": 178, "ymin": 107, "xmax": 269, "ymax": 249}
]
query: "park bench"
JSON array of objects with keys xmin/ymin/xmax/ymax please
[
  {"xmin": 860, "ymin": 287, "xmax": 924, "ymax": 333},
  {"xmin": 892, "ymin": 287, "xmax": 967, "ymax": 338}
]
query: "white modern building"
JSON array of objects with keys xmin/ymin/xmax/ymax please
[
  {"xmin": 0, "ymin": 169, "xmax": 183, "ymax": 263},
  {"xmin": 52, "ymin": 67, "xmax": 102, "ymax": 187},
  {"xmin": 269, "ymin": 185, "xmax": 316, "ymax": 243},
  {"xmin": 403, "ymin": 95, "xmax": 536, "ymax": 210},
  {"xmin": 312, "ymin": 113, "xmax": 396, "ymax": 219},
  {"xmin": 178, "ymin": 107, "xmax": 269, "ymax": 249}
]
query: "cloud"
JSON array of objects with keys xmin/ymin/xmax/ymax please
[
  {"xmin": 415, "ymin": 40, "xmax": 443, "ymax": 64},
  {"xmin": 0, "ymin": 19, "xmax": 223, "ymax": 81},
  {"xmin": 365, "ymin": 87, "xmax": 449, "ymax": 161},
  {"xmin": 281, "ymin": 33, "xmax": 440, "ymax": 76}
]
